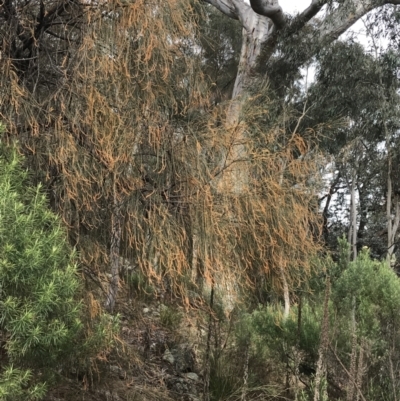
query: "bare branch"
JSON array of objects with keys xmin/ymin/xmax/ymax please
[
  {"xmin": 203, "ymin": 0, "xmax": 239, "ymax": 20},
  {"xmin": 230, "ymin": 0, "xmax": 257, "ymax": 30},
  {"xmin": 269, "ymin": 0, "xmax": 381, "ymax": 81},
  {"xmin": 317, "ymin": 1, "xmax": 375, "ymax": 43},
  {"xmin": 287, "ymin": 0, "xmax": 328, "ymax": 36},
  {"xmin": 249, "ymin": 0, "xmax": 286, "ymax": 29}
]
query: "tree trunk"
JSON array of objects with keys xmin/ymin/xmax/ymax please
[
  {"xmin": 240, "ymin": 341, "xmax": 250, "ymax": 401},
  {"xmin": 279, "ymin": 264, "xmax": 290, "ymax": 321},
  {"xmin": 355, "ymin": 337, "xmax": 365, "ymax": 401},
  {"xmin": 217, "ymin": 15, "xmax": 273, "ymax": 193},
  {"xmin": 105, "ymin": 176, "xmax": 123, "ymax": 313},
  {"xmin": 386, "ymin": 151, "xmax": 400, "ymax": 267},
  {"xmin": 347, "ymin": 170, "xmax": 357, "ymax": 262},
  {"xmin": 313, "ymin": 276, "xmax": 330, "ymax": 401},
  {"xmin": 206, "ymin": 0, "xmax": 400, "ymax": 195},
  {"xmin": 203, "ymin": 283, "xmax": 215, "ymax": 401},
  {"xmin": 347, "ymin": 298, "xmax": 357, "ymax": 401}
]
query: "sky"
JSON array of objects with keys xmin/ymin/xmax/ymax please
[{"xmin": 279, "ymin": 0, "xmax": 310, "ymax": 14}]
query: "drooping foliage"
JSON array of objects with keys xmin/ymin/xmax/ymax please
[{"xmin": 0, "ymin": 0, "xmax": 322, "ymax": 310}]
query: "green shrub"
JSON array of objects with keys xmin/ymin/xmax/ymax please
[
  {"xmin": 160, "ymin": 304, "xmax": 181, "ymax": 329},
  {"xmin": 0, "ymin": 140, "xmax": 112, "ymax": 400},
  {"xmin": 126, "ymin": 270, "xmax": 155, "ymax": 301},
  {"xmin": 248, "ymin": 303, "xmax": 321, "ymax": 363}
]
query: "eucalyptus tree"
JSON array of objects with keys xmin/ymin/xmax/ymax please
[
  {"xmin": 294, "ymin": 37, "xmax": 400, "ymax": 266},
  {"xmin": 201, "ymin": 0, "xmax": 400, "ymax": 188}
]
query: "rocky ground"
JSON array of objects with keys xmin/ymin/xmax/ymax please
[{"xmin": 45, "ymin": 290, "xmax": 207, "ymax": 401}]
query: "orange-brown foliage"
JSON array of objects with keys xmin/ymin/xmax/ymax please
[{"xmin": 0, "ymin": 0, "xmax": 322, "ymax": 306}]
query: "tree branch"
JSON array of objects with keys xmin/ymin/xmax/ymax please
[
  {"xmin": 268, "ymin": 0, "xmax": 380, "ymax": 84},
  {"xmin": 286, "ymin": 0, "xmax": 328, "ymax": 36},
  {"xmin": 231, "ymin": 0, "xmax": 259, "ymax": 31},
  {"xmin": 249, "ymin": 0, "xmax": 286, "ymax": 29},
  {"xmin": 203, "ymin": 0, "xmax": 239, "ymax": 20},
  {"xmin": 317, "ymin": 1, "xmax": 375, "ymax": 43}
]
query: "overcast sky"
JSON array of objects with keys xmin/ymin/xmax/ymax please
[{"xmin": 279, "ymin": 0, "xmax": 310, "ymax": 14}]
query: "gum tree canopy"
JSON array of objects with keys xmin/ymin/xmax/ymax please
[
  {"xmin": 205, "ymin": 0, "xmax": 400, "ymax": 97},
  {"xmin": 203, "ymin": 0, "xmax": 400, "ymax": 192}
]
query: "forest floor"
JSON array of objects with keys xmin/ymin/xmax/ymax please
[{"xmin": 44, "ymin": 286, "xmax": 206, "ymax": 401}]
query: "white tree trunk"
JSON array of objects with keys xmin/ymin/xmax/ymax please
[
  {"xmin": 217, "ymin": 15, "xmax": 273, "ymax": 193},
  {"xmin": 347, "ymin": 170, "xmax": 357, "ymax": 261},
  {"xmin": 386, "ymin": 150, "xmax": 400, "ymax": 267},
  {"xmin": 351, "ymin": 171, "xmax": 357, "ymax": 261},
  {"xmin": 279, "ymin": 264, "xmax": 290, "ymax": 320}
]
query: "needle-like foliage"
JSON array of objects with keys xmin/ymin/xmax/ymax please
[
  {"xmin": 0, "ymin": 139, "xmax": 82, "ymax": 400},
  {"xmin": 0, "ymin": 0, "xmax": 322, "ymax": 309}
]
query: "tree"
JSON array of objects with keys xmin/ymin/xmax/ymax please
[
  {"xmin": 201, "ymin": 0, "xmax": 400, "ymax": 191},
  {"xmin": 0, "ymin": 0, "xmax": 323, "ymax": 316},
  {"xmin": 331, "ymin": 247, "xmax": 400, "ymax": 401},
  {"xmin": 304, "ymin": 37, "xmax": 400, "ymax": 263}
]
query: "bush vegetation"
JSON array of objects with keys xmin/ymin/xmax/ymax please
[{"xmin": 0, "ymin": 139, "xmax": 118, "ymax": 400}]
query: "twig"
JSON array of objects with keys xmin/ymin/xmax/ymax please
[{"xmin": 329, "ymin": 343, "xmax": 368, "ymax": 401}]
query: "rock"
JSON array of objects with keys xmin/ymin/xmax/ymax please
[
  {"xmin": 109, "ymin": 365, "xmax": 126, "ymax": 380},
  {"xmin": 163, "ymin": 349, "xmax": 175, "ymax": 364},
  {"xmin": 142, "ymin": 307, "xmax": 150, "ymax": 314},
  {"xmin": 95, "ymin": 390, "xmax": 122, "ymax": 401},
  {"xmin": 165, "ymin": 374, "xmax": 201, "ymax": 399},
  {"xmin": 184, "ymin": 372, "xmax": 199, "ymax": 381},
  {"xmin": 171, "ymin": 343, "xmax": 196, "ymax": 373}
]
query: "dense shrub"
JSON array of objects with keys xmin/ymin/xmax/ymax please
[{"xmin": 0, "ymin": 139, "xmax": 113, "ymax": 400}]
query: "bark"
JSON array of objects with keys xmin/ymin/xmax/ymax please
[
  {"xmin": 386, "ymin": 134, "xmax": 400, "ymax": 266},
  {"xmin": 215, "ymin": 11, "xmax": 274, "ymax": 193},
  {"xmin": 347, "ymin": 299, "xmax": 357, "ymax": 401},
  {"xmin": 351, "ymin": 172, "xmax": 357, "ymax": 261},
  {"xmin": 105, "ymin": 176, "xmax": 123, "ymax": 313},
  {"xmin": 320, "ymin": 172, "xmax": 341, "ymax": 243},
  {"xmin": 279, "ymin": 264, "xmax": 290, "ymax": 320},
  {"xmin": 346, "ymin": 169, "xmax": 357, "ymax": 262},
  {"xmin": 240, "ymin": 341, "xmax": 250, "ymax": 401},
  {"xmin": 355, "ymin": 338, "xmax": 365, "ymax": 401},
  {"xmin": 203, "ymin": 283, "xmax": 215, "ymax": 401},
  {"xmin": 356, "ymin": 189, "xmax": 368, "ymax": 253},
  {"xmin": 313, "ymin": 276, "xmax": 330, "ymax": 401}
]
